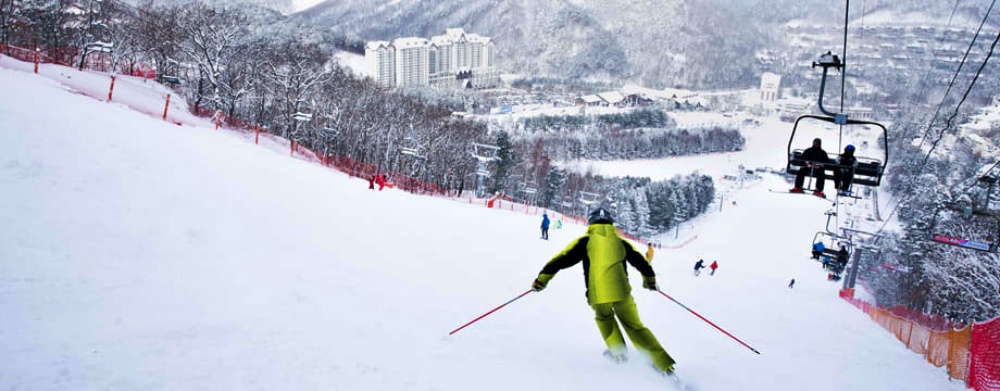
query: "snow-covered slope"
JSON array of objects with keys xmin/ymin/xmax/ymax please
[{"xmin": 0, "ymin": 61, "xmax": 964, "ymax": 390}]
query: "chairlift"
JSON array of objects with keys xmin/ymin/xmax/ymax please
[
  {"xmin": 812, "ymin": 231, "xmax": 852, "ymax": 257},
  {"xmin": 578, "ymin": 191, "xmax": 600, "ymax": 205},
  {"xmin": 469, "ymin": 142, "xmax": 500, "ymax": 197},
  {"xmin": 470, "ymin": 142, "xmax": 501, "ymax": 162},
  {"xmin": 161, "ymin": 75, "xmax": 181, "ymax": 85},
  {"xmin": 577, "ymin": 191, "xmax": 601, "ymax": 214},
  {"xmin": 786, "ymin": 52, "xmax": 889, "ymax": 189},
  {"xmin": 400, "ymin": 147, "xmax": 426, "ymax": 161},
  {"xmin": 78, "ymin": 41, "xmax": 114, "ymax": 70}
]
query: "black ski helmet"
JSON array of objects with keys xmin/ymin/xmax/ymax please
[{"xmin": 588, "ymin": 207, "xmax": 614, "ymax": 225}]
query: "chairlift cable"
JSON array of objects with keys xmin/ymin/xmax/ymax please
[
  {"xmin": 916, "ymin": 0, "xmax": 996, "ymax": 153},
  {"xmin": 833, "ymin": 0, "xmax": 851, "ymax": 227},
  {"xmin": 907, "ymin": 0, "xmax": 963, "ymax": 138},
  {"xmin": 875, "ymin": 5, "xmax": 1000, "ymax": 238},
  {"xmin": 838, "ymin": 0, "xmax": 850, "ymax": 140},
  {"xmin": 878, "ymin": 0, "xmax": 991, "ymax": 223}
]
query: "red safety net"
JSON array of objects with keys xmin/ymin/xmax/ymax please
[{"xmin": 970, "ymin": 317, "xmax": 1000, "ymax": 390}]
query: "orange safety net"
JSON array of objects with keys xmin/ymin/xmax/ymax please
[
  {"xmin": 842, "ymin": 292, "xmax": 989, "ymax": 387},
  {"xmin": 950, "ymin": 326, "xmax": 971, "ymax": 384},
  {"xmin": 868, "ymin": 306, "xmax": 971, "ymax": 382}
]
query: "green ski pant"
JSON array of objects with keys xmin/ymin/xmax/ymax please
[{"xmin": 591, "ymin": 295, "xmax": 676, "ymax": 372}]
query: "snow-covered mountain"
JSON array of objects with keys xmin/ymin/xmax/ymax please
[{"xmin": 289, "ymin": 0, "xmax": 988, "ymax": 89}]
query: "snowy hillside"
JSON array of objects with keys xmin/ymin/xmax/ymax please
[{"xmin": 0, "ymin": 62, "xmax": 966, "ymax": 390}]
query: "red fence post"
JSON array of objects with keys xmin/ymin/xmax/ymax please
[
  {"xmin": 291, "ymin": 140, "xmax": 296, "ymax": 156},
  {"xmin": 107, "ymin": 76, "xmax": 116, "ymax": 101},
  {"xmin": 215, "ymin": 113, "xmax": 221, "ymax": 130},
  {"xmin": 255, "ymin": 126, "xmax": 260, "ymax": 144},
  {"xmin": 34, "ymin": 47, "xmax": 39, "ymax": 74},
  {"xmin": 162, "ymin": 94, "xmax": 171, "ymax": 120}
]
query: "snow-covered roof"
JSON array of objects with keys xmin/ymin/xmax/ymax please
[
  {"xmin": 597, "ymin": 92, "xmax": 625, "ymax": 104},
  {"xmin": 430, "ymin": 36, "xmax": 452, "ymax": 45},
  {"xmin": 365, "ymin": 41, "xmax": 392, "ymax": 50},
  {"xmin": 432, "ymin": 29, "xmax": 492, "ymax": 45},
  {"xmin": 579, "ymin": 95, "xmax": 602, "ymax": 103},
  {"xmin": 392, "ymin": 38, "xmax": 429, "ymax": 49}
]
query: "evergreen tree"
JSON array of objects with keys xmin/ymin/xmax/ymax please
[
  {"xmin": 541, "ymin": 167, "xmax": 566, "ymax": 209},
  {"xmin": 489, "ymin": 131, "xmax": 516, "ymax": 194}
]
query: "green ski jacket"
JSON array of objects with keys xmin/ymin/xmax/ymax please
[{"xmin": 537, "ymin": 223, "xmax": 655, "ymax": 305}]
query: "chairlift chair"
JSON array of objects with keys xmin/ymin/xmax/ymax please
[
  {"xmin": 161, "ymin": 75, "xmax": 181, "ymax": 85},
  {"xmin": 786, "ymin": 116, "xmax": 888, "ymax": 188},
  {"xmin": 785, "ymin": 51, "xmax": 889, "ymax": 190},
  {"xmin": 292, "ymin": 112, "xmax": 313, "ymax": 122}
]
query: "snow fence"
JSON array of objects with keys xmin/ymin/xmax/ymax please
[{"xmin": 840, "ymin": 289, "xmax": 1000, "ymax": 390}]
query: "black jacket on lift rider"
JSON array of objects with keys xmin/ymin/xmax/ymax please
[{"xmin": 792, "ymin": 138, "xmax": 832, "ymax": 194}]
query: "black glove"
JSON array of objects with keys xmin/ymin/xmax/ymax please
[
  {"xmin": 532, "ymin": 274, "xmax": 553, "ymax": 292},
  {"xmin": 642, "ymin": 276, "xmax": 658, "ymax": 291}
]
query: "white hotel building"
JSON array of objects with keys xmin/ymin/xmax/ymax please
[{"xmin": 365, "ymin": 28, "xmax": 499, "ymax": 89}]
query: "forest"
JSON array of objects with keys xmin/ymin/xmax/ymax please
[{"xmin": 0, "ymin": 0, "xmax": 721, "ymax": 238}]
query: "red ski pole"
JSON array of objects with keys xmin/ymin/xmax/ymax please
[
  {"xmin": 657, "ymin": 290, "xmax": 761, "ymax": 355},
  {"xmin": 449, "ymin": 289, "xmax": 533, "ymax": 335}
]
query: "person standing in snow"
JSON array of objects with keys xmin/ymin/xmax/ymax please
[
  {"xmin": 646, "ymin": 243, "xmax": 655, "ymax": 263},
  {"xmin": 540, "ymin": 213, "xmax": 550, "ymax": 240},
  {"xmin": 531, "ymin": 207, "xmax": 677, "ymax": 376},
  {"xmin": 788, "ymin": 279, "xmax": 796, "ymax": 288},
  {"xmin": 368, "ymin": 175, "xmax": 375, "ymax": 190},
  {"xmin": 709, "ymin": 260, "xmax": 718, "ymax": 276},
  {"xmin": 693, "ymin": 259, "xmax": 705, "ymax": 276}
]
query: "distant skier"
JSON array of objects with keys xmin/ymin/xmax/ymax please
[
  {"xmin": 709, "ymin": 260, "xmax": 719, "ymax": 276},
  {"xmin": 540, "ymin": 213, "xmax": 550, "ymax": 240},
  {"xmin": 694, "ymin": 259, "xmax": 705, "ymax": 276},
  {"xmin": 368, "ymin": 175, "xmax": 375, "ymax": 190},
  {"xmin": 531, "ymin": 207, "xmax": 678, "ymax": 377},
  {"xmin": 811, "ymin": 241, "xmax": 825, "ymax": 260},
  {"xmin": 556, "ymin": 219, "xmax": 563, "ymax": 229},
  {"xmin": 646, "ymin": 243, "xmax": 655, "ymax": 263},
  {"xmin": 788, "ymin": 278, "xmax": 796, "ymax": 288},
  {"xmin": 790, "ymin": 138, "xmax": 832, "ymax": 198},
  {"xmin": 376, "ymin": 175, "xmax": 387, "ymax": 191}
]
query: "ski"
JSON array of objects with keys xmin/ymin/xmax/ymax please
[
  {"xmin": 602, "ymin": 349, "xmax": 628, "ymax": 364},
  {"xmin": 665, "ymin": 371, "xmax": 688, "ymax": 390},
  {"xmin": 768, "ymin": 189, "xmax": 836, "ymax": 204}
]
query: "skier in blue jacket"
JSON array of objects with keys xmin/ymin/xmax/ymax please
[{"xmin": 540, "ymin": 213, "xmax": 550, "ymax": 240}]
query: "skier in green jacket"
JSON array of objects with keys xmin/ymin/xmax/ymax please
[{"xmin": 531, "ymin": 207, "xmax": 677, "ymax": 376}]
